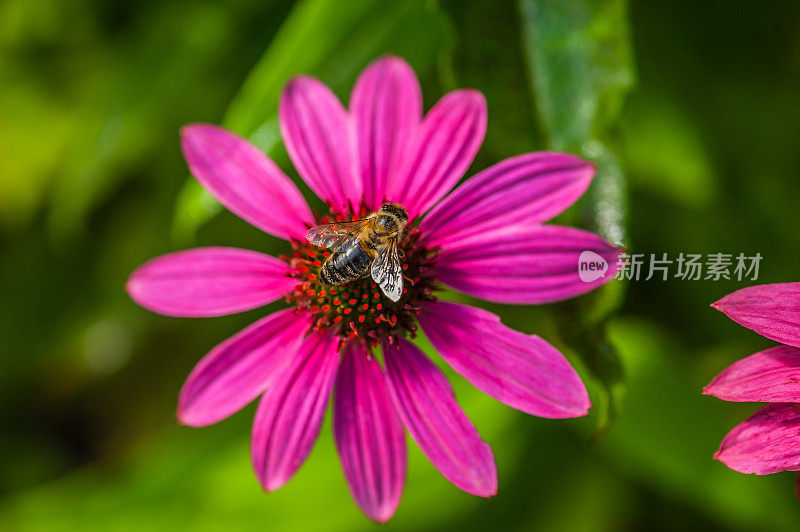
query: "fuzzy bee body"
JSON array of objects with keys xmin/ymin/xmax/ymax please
[
  {"xmin": 307, "ymin": 203, "xmax": 408, "ymax": 301},
  {"xmin": 319, "ymin": 238, "xmax": 375, "ymax": 285}
]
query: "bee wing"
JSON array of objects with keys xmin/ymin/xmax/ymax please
[
  {"xmin": 371, "ymin": 239, "xmax": 403, "ymax": 302},
  {"xmin": 305, "ymin": 219, "xmax": 370, "ymax": 250}
]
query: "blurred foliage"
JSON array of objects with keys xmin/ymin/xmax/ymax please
[{"xmin": 2, "ymin": 0, "xmax": 800, "ymax": 531}]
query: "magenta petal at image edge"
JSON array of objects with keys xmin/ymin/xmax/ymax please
[
  {"xmin": 704, "ymin": 283, "xmax": 800, "ymax": 492},
  {"xmin": 125, "ymin": 55, "xmax": 620, "ymax": 522}
]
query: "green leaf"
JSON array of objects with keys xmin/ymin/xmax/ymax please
[
  {"xmin": 518, "ymin": 0, "xmax": 632, "ymax": 243},
  {"xmin": 518, "ymin": 0, "xmax": 634, "ymax": 433},
  {"xmin": 171, "ymin": 0, "xmax": 455, "ymax": 244},
  {"xmin": 518, "ymin": 0, "xmax": 634, "ymax": 150}
]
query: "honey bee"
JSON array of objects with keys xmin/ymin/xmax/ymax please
[{"xmin": 305, "ymin": 203, "xmax": 408, "ymax": 302}]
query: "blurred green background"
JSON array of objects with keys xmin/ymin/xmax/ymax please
[{"xmin": 2, "ymin": 0, "xmax": 800, "ymax": 530}]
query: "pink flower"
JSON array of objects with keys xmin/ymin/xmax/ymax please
[
  {"xmin": 126, "ymin": 56, "xmax": 619, "ymax": 522},
  {"xmin": 704, "ymin": 283, "xmax": 800, "ymax": 482}
]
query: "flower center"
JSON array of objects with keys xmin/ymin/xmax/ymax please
[{"xmin": 282, "ymin": 206, "xmax": 439, "ymax": 346}]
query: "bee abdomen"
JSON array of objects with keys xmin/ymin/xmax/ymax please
[
  {"xmin": 320, "ymin": 261, "xmax": 354, "ymax": 285},
  {"xmin": 319, "ymin": 244, "xmax": 371, "ymax": 285}
]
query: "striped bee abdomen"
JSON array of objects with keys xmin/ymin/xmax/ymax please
[{"xmin": 319, "ymin": 240, "xmax": 374, "ymax": 285}]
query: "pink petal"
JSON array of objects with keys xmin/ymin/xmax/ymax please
[
  {"xmin": 350, "ymin": 56, "xmax": 422, "ymax": 210},
  {"xmin": 383, "ymin": 338, "xmax": 497, "ymax": 497},
  {"xmin": 704, "ymin": 346, "xmax": 800, "ymax": 403},
  {"xmin": 712, "ymin": 283, "xmax": 800, "ymax": 348},
  {"xmin": 432, "ymin": 224, "xmax": 620, "ymax": 305},
  {"xmin": 715, "ymin": 403, "xmax": 800, "ymax": 474},
  {"xmin": 126, "ymin": 247, "xmax": 297, "ymax": 318},
  {"xmin": 181, "ymin": 124, "xmax": 312, "ymax": 240},
  {"xmin": 387, "ymin": 89, "xmax": 486, "ymax": 219},
  {"xmin": 251, "ymin": 329, "xmax": 340, "ymax": 491},
  {"xmin": 178, "ymin": 309, "xmax": 311, "ymax": 427},
  {"xmin": 419, "ymin": 301, "xmax": 590, "ymax": 418},
  {"xmin": 334, "ymin": 342, "xmax": 406, "ymax": 523},
  {"xmin": 420, "ymin": 152, "xmax": 595, "ymax": 248},
  {"xmin": 279, "ymin": 76, "xmax": 361, "ymax": 214}
]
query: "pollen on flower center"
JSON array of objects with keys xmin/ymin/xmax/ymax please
[{"xmin": 282, "ymin": 207, "xmax": 439, "ymax": 346}]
